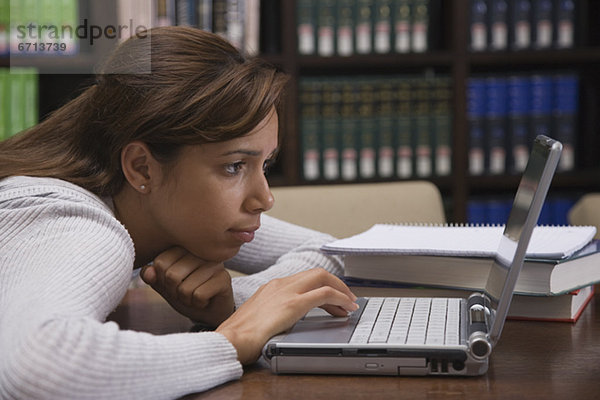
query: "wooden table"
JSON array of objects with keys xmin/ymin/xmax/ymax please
[{"xmin": 108, "ymin": 286, "xmax": 600, "ymax": 399}]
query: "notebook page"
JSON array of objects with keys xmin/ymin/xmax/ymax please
[{"xmin": 321, "ymin": 224, "xmax": 597, "ymax": 259}]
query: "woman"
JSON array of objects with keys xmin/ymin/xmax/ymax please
[{"xmin": 0, "ymin": 27, "xmax": 357, "ymax": 399}]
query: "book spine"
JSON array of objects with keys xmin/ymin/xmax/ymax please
[
  {"xmin": 529, "ymin": 74, "xmax": 553, "ymax": 144},
  {"xmin": 297, "ymin": 0, "xmax": 316, "ymax": 55},
  {"xmin": 355, "ymin": 0, "xmax": 374, "ymax": 54},
  {"xmin": 374, "ymin": 0, "xmax": 393, "ymax": 54},
  {"xmin": 552, "ymin": 73, "xmax": 578, "ymax": 171},
  {"xmin": 432, "ymin": 77, "xmax": 452, "ymax": 176},
  {"xmin": 411, "ymin": 0, "xmax": 429, "ymax": 52},
  {"xmin": 358, "ymin": 81, "xmax": 377, "ymax": 179},
  {"xmin": 300, "ymin": 79, "xmax": 321, "ymax": 181},
  {"xmin": 197, "ymin": 0, "xmax": 213, "ymax": 31},
  {"xmin": 337, "ymin": 0, "xmax": 355, "ymax": 56},
  {"xmin": 225, "ymin": 0, "xmax": 245, "ymax": 50},
  {"xmin": 260, "ymin": 0, "xmax": 281, "ymax": 54},
  {"xmin": 413, "ymin": 78, "xmax": 432, "ymax": 177},
  {"xmin": 469, "ymin": 0, "xmax": 488, "ymax": 51},
  {"xmin": 243, "ymin": 0, "xmax": 260, "ymax": 55},
  {"xmin": 393, "ymin": 0, "xmax": 411, "ymax": 53},
  {"xmin": 509, "ymin": 0, "xmax": 532, "ymax": 50},
  {"xmin": 212, "ymin": 0, "xmax": 228, "ymax": 38},
  {"xmin": 489, "ymin": 0, "xmax": 509, "ymax": 51},
  {"xmin": 175, "ymin": 0, "xmax": 197, "ymax": 26},
  {"xmin": 321, "ymin": 81, "xmax": 341, "ymax": 180},
  {"xmin": 532, "ymin": 0, "xmax": 553, "ymax": 49},
  {"xmin": 485, "ymin": 77, "xmax": 508, "ymax": 175},
  {"xmin": 507, "ymin": 75, "xmax": 531, "ymax": 173},
  {"xmin": 396, "ymin": 78, "xmax": 413, "ymax": 178},
  {"xmin": 340, "ymin": 80, "xmax": 359, "ymax": 181},
  {"xmin": 377, "ymin": 81, "xmax": 396, "ymax": 178},
  {"xmin": 317, "ymin": 0, "xmax": 336, "ymax": 57},
  {"xmin": 553, "ymin": 0, "xmax": 575, "ymax": 49},
  {"xmin": 467, "ymin": 78, "xmax": 487, "ymax": 175}
]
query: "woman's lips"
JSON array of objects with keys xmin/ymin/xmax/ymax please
[{"xmin": 228, "ymin": 228, "xmax": 257, "ymax": 243}]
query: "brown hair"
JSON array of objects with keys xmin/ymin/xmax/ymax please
[{"xmin": 0, "ymin": 26, "xmax": 288, "ymax": 197}]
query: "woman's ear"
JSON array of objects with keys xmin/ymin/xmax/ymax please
[{"xmin": 121, "ymin": 141, "xmax": 160, "ymax": 194}]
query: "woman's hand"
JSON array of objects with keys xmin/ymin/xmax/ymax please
[
  {"xmin": 141, "ymin": 247, "xmax": 235, "ymax": 327},
  {"xmin": 216, "ymin": 268, "xmax": 358, "ymax": 365}
]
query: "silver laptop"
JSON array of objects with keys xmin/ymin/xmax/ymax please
[{"xmin": 263, "ymin": 135, "xmax": 563, "ymax": 376}]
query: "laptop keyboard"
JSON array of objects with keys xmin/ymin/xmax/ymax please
[{"xmin": 349, "ymin": 297, "xmax": 461, "ymax": 345}]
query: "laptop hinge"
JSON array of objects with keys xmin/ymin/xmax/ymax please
[{"xmin": 466, "ymin": 293, "xmax": 493, "ymax": 360}]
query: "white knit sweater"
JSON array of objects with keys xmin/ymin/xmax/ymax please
[{"xmin": 0, "ymin": 176, "xmax": 343, "ymax": 399}]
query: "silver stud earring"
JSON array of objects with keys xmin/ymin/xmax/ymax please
[{"xmin": 140, "ymin": 185, "xmax": 146, "ymax": 190}]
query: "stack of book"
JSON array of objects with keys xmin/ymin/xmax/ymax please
[{"xmin": 322, "ymin": 223, "xmax": 599, "ymax": 322}]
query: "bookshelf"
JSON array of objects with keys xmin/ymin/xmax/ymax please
[{"xmin": 3, "ymin": 0, "xmax": 600, "ymax": 223}]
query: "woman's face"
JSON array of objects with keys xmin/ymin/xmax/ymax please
[{"xmin": 148, "ymin": 109, "xmax": 279, "ymax": 262}]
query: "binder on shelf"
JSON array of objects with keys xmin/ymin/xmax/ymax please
[
  {"xmin": 411, "ymin": 0, "xmax": 429, "ymax": 52},
  {"xmin": 299, "ymin": 80, "xmax": 321, "ymax": 181},
  {"xmin": 155, "ymin": 0, "xmax": 176, "ymax": 27},
  {"xmin": 507, "ymin": 75, "xmax": 531, "ymax": 173},
  {"xmin": 336, "ymin": 0, "xmax": 355, "ymax": 56},
  {"xmin": 467, "ymin": 78, "xmax": 486, "ymax": 176},
  {"xmin": 432, "ymin": 77, "xmax": 452, "ymax": 176},
  {"xmin": 489, "ymin": 0, "xmax": 509, "ymax": 51},
  {"xmin": 340, "ymin": 80, "xmax": 359, "ymax": 181},
  {"xmin": 529, "ymin": 74, "xmax": 553, "ymax": 145},
  {"xmin": 175, "ymin": 0, "xmax": 197, "ymax": 26},
  {"xmin": 485, "ymin": 77, "xmax": 508, "ymax": 175},
  {"xmin": 297, "ymin": 0, "xmax": 316, "ymax": 55},
  {"xmin": 469, "ymin": 0, "xmax": 488, "ymax": 51},
  {"xmin": 412, "ymin": 78, "xmax": 432, "ymax": 177},
  {"xmin": 552, "ymin": 73, "xmax": 578, "ymax": 171},
  {"xmin": 396, "ymin": 79, "xmax": 413, "ymax": 179},
  {"xmin": 321, "ymin": 81, "xmax": 340, "ymax": 180},
  {"xmin": 0, "ymin": 0, "xmax": 8, "ymax": 56},
  {"xmin": 554, "ymin": 0, "xmax": 575, "ymax": 49},
  {"xmin": 355, "ymin": 0, "xmax": 374, "ymax": 54},
  {"xmin": 374, "ymin": 0, "xmax": 393, "ymax": 54},
  {"xmin": 0, "ymin": 68, "xmax": 38, "ymax": 141},
  {"xmin": 376, "ymin": 81, "xmax": 395, "ymax": 178},
  {"xmin": 358, "ymin": 81, "xmax": 377, "ymax": 179},
  {"xmin": 509, "ymin": 0, "xmax": 532, "ymax": 50},
  {"xmin": 197, "ymin": 0, "xmax": 212, "ymax": 31},
  {"xmin": 393, "ymin": 0, "xmax": 411, "ymax": 53},
  {"xmin": 317, "ymin": 0, "xmax": 336, "ymax": 57},
  {"xmin": 532, "ymin": 0, "xmax": 553, "ymax": 49}
]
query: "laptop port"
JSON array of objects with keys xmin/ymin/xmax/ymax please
[
  {"xmin": 452, "ymin": 360, "xmax": 465, "ymax": 371},
  {"xmin": 430, "ymin": 359, "xmax": 438, "ymax": 373},
  {"xmin": 441, "ymin": 359, "xmax": 449, "ymax": 373}
]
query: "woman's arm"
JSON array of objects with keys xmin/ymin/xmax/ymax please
[{"xmin": 225, "ymin": 214, "xmax": 345, "ymax": 307}]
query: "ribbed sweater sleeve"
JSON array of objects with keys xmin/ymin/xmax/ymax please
[
  {"xmin": 226, "ymin": 214, "xmax": 345, "ymax": 307},
  {"xmin": 0, "ymin": 177, "xmax": 242, "ymax": 399}
]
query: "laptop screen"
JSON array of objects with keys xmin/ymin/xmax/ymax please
[{"xmin": 484, "ymin": 136, "xmax": 562, "ymax": 344}]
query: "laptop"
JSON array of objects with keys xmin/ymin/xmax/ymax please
[{"xmin": 262, "ymin": 135, "xmax": 563, "ymax": 376}]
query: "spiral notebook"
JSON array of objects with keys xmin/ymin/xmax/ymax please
[{"xmin": 321, "ymin": 224, "xmax": 596, "ymax": 260}]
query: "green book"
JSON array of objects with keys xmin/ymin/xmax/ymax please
[
  {"xmin": 299, "ymin": 79, "xmax": 321, "ymax": 181},
  {"xmin": 411, "ymin": 0, "xmax": 429, "ymax": 52},
  {"xmin": 60, "ymin": 0, "xmax": 79, "ymax": 55},
  {"xmin": 297, "ymin": 0, "xmax": 316, "ymax": 55},
  {"xmin": 412, "ymin": 77, "xmax": 432, "ymax": 177},
  {"xmin": 374, "ymin": 0, "xmax": 393, "ymax": 53},
  {"xmin": 376, "ymin": 80, "xmax": 395, "ymax": 178},
  {"xmin": 355, "ymin": 0, "xmax": 374, "ymax": 54},
  {"xmin": 395, "ymin": 77, "xmax": 413, "ymax": 178},
  {"xmin": 317, "ymin": 0, "xmax": 336, "ymax": 57},
  {"xmin": 320, "ymin": 80, "xmax": 341, "ymax": 180},
  {"xmin": 358, "ymin": 80, "xmax": 377, "ymax": 179},
  {"xmin": 393, "ymin": 0, "xmax": 411, "ymax": 53},
  {"xmin": 432, "ymin": 77, "xmax": 452, "ymax": 176},
  {"xmin": 336, "ymin": 0, "xmax": 355, "ymax": 56},
  {"xmin": 340, "ymin": 79, "xmax": 359, "ymax": 181}
]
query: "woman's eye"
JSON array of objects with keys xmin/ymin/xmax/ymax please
[{"xmin": 225, "ymin": 162, "xmax": 245, "ymax": 175}]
